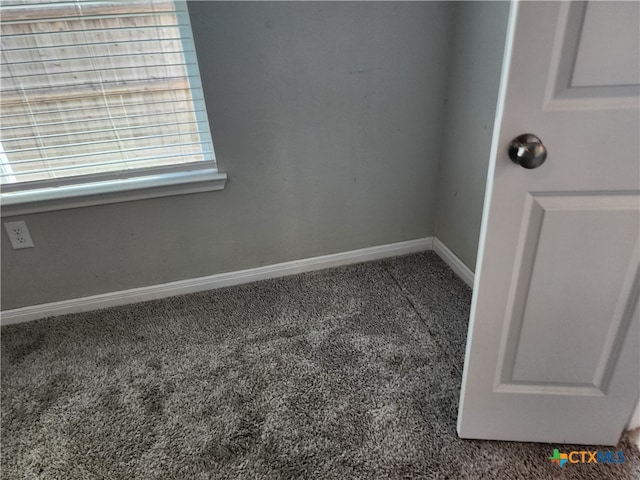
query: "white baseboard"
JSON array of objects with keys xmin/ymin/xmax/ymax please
[
  {"xmin": 432, "ymin": 238, "xmax": 475, "ymax": 287},
  {"xmin": 1, "ymin": 237, "xmax": 434, "ymax": 326},
  {"xmin": 629, "ymin": 399, "xmax": 640, "ymax": 430},
  {"xmin": 628, "ymin": 401, "xmax": 640, "ymax": 449}
]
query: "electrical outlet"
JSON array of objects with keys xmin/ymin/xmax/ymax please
[{"xmin": 4, "ymin": 221, "xmax": 35, "ymax": 249}]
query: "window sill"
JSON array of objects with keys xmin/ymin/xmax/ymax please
[{"xmin": 0, "ymin": 168, "xmax": 227, "ymax": 217}]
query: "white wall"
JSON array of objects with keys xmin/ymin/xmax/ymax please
[
  {"xmin": 1, "ymin": 2, "xmax": 455, "ymax": 310},
  {"xmin": 434, "ymin": 1, "xmax": 511, "ymax": 271}
]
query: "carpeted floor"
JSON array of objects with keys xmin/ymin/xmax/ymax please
[{"xmin": 2, "ymin": 252, "xmax": 638, "ymax": 479}]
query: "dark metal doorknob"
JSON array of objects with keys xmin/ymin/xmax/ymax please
[{"xmin": 508, "ymin": 133, "xmax": 547, "ymax": 169}]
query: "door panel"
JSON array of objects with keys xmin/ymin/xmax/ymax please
[
  {"xmin": 546, "ymin": 1, "xmax": 639, "ymax": 108},
  {"xmin": 458, "ymin": 1, "xmax": 640, "ymax": 445},
  {"xmin": 500, "ymin": 193, "xmax": 639, "ymax": 390},
  {"xmin": 572, "ymin": 2, "xmax": 640, "ymax": 87}
]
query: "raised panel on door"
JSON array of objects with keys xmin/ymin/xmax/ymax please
[
  {"xmin": 495, "ymin": 193, "xmax": 639, "ymax": 396},
  {"xmin": 546, "ymin": 1, "xmax": 640, "ymax": 109},
  {"xmin": 572, "ymin": 2, "xmax": 640, "ymax": 87}
]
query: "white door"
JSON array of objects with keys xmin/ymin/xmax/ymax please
[{"xmin": 458, "ymin": 1, "xmax": 640, "ymax": 446}]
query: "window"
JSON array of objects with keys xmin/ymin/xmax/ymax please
[{"xmin": 0, "ymin": 0, "xmax": 225, "ymax": 213}]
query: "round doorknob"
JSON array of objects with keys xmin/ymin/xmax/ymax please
[{"xmin": 508, "ymin": 133, "xmax": 547, "ymax": 169}]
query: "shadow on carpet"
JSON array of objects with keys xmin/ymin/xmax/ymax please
[{"xmin": 2, "ymin": 252, "xmax": 638, "ymax": 479}]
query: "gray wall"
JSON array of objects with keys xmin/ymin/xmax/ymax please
[
  {"xmin": 434, "ymin": 2, "xmax": 510, "ymax": 271},
  {"xmin": 2, "ymin": 2, "xmax": 455, "ymax": 310}
]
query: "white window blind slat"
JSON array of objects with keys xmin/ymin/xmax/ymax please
[
  {"xmin": 1, "ymin": 1, "xmax": 179, "ymax": 22},
  {"xmin": 0, "ymin": 0, "xmax": 218, "ymax": 189},
  {"xmin": 0, "ymin": 96, "xmax": 200, "ymax": 118},
  {"xmin": 2, "ymin": 36, "xmax": 187, "ymax": 52},
  {"xmin": 1, "ymin": 108, "xmax": 207, "ymax": 130},
  {"xmin": 1, "ymin": 75, "xmax": 200, "ymax": 95},
  {"xmin": 4, "ymin": 50, "xmax": 195, "ymax": 65},
  {"xmin": 5, "ymin": 10, "xmax": 185, "ymax": 24},
  {"xmin": 1, "ymin": 24, "xmax": 193, "ymax": 38},
  {"xmin": 4, "ymin": 141, "xmax": 210, "ymax": 166},
  {"xmin": 4, "ymin": 131, "xmax": 211, "ymax": 154},
  {"xmin": 3, "ymin": 63, "xmax": 199, "ymax": 79},
  {"xmin": 1, "ymin": 120, "xmax": 206, "ymax": 142},
  {"xmin": 2, "ymin": 149, "xmax": 214, "ymax": 179}
]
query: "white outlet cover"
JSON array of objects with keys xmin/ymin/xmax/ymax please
[{"xmin": 4, "ymin": 220, "xmax": 35, "ymax": 249}]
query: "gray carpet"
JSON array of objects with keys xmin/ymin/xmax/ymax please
[{"xmin": 2, "ymin": 252, "xmax": 638, "ymax": 479}]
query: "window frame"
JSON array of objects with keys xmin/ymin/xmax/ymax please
[{"xmin": 0, "ymin": 0, "xmax": 226, "ymax": 216}]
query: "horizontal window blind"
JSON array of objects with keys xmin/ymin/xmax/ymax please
[{"xmin": 0, "ymin": 0, "xmax": 217, "ymax": 189}]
